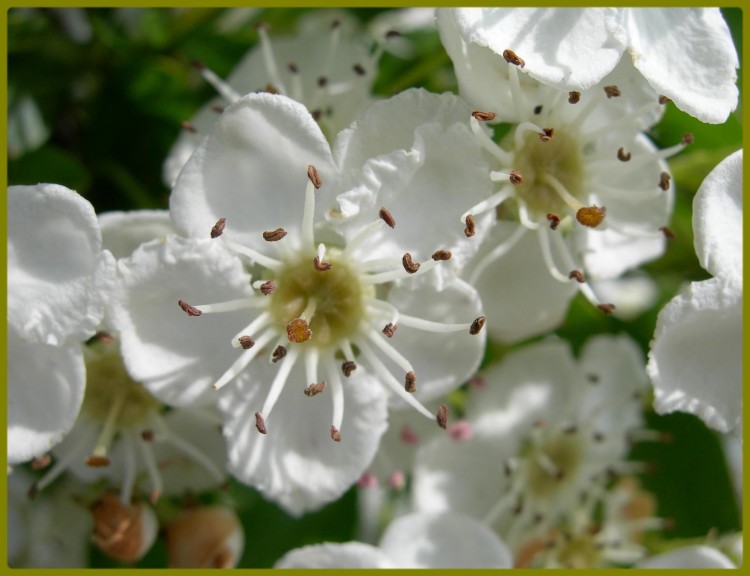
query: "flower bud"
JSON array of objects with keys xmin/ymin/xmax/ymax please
[
  {"xmin": 90, "ymin": 492, "xmax": 158, "ymax": 563},
  {"xmin": 166, "ymin": 505, "xmax": 244, "ymax": 568}
]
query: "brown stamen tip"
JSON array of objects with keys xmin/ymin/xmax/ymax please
[
  {"xmin": 508, "ymin": 170, "xmax": 524, "ymax": 185},
  {"xmin": 464, "ymin": 214, "xmax": 476, "ymax": 238},
  {"xmin": 287, "ymin": 318, "xmax": 312, "ymax": 343},
  {"xmin": 141, "ymin": 430, "xmax": 154, "ymax": 442},
  {"xmin": 259, "ymin": 280, "xmax": 276, "ymax": 295},
  {"xmin": 402, "ymin": 253, "xmax": 420, "ymax": 274},
  {"xmin": 617, "ymin": 147, "xmax": 631, "ymax": 162},
  {"xmin": 86, "ymin": 455, "xmax": 110, "ymax": 468},
  {"xmin": 659, "ymin": 172, "xmax": 671, "ymax": 191},
  {"xmin": 178, "ymin": 299, "xmax": 202, "ymax": 317},
  {"xmin": 211, "ymin": 104, "xmax": 226, "ymax": 114},
  {"xmin": 287, "ymin": 61, "xmax": 299, "ymax": 74},
  {"xmin": 238, "ymin": 335, "xmax": 255, "ymax": 350},
  {"xmin": 539, "ymin": 128, "xmax": 554, "ymax": 141},
  {"xmin": 307, "ymin": 164, "xmax": 323, "ymax": 189},
  {"xmin": 502, "ymin": 49, "xmax": 525, "ymax": 67},
  {"xmin": 271, "ymin": 345, "xmax": 287, "ymax": 363},
  {"xmin": 471, "ymin": 110, "xmax": 496, "ymax": 122},
  {"xmin": 569, "ymin": 270, "xmax": 586, "ymax": 283},
  {"xmin": 576, "ymin": 205, "xmax": 607, "ymax": 228},
  {"xmin": 313, "ymin": 256, "xmax": 332, "ymax": 271},
  {"xmin": 254, "ymin": 21, "xmax": 270, "ymax": 32},
  {"xmin": 94, "ymin": 331, "xmax": 115, "ymax": 345},
  {"xmin": 330, "ymin": 18, "xmax": 341, "ymax": 29},
  {"xmin": 436, "ymin": 405, "xmax": 449, "ymax": 429},
  {"xmin": 658, "ymin": 95, "xmax": 672, "ymax": 105},
  {"xmin": 598, "ymin": 303, "xmax": 616, "ymax": 315},
  {"xmin": 342, "ymin": 360, "xmax": 357, "ymax": 377},
  {"xmin": 27, "ymin": 483, "xmax": 39, "ymax": 499},
  {"xmin": 546, "ymin": 213, "xmax": 561, "ymax": 230},
  {"xmin": 568, "ymin": 91, "xmax": 581, "ymax": 104},
  {"xmin": 263, "ymin": 228, "xmax": 287, "ymax": 242},
  {"xmin": 469, "ymin": 315, "xmax": 486, "ymax": 335},
  {"xmin": 382, "ymin": 322, "xmax": 398, "ymax": 338},
  {"xmin": 331, "ymin": 426, "xmax": 342, "ymax": 442},
  {"xmin": 404, "ymin": 371, "xmax": 417, "ymax": 393},
  {"xmin": 311, "ymin": 109, "xmax": 322, "ymax": 121},
  {"xmin": 604, "ymin": 85, "xmax": 621, "ymax": 98},
  {"xmin": 587, "ymin": 373, "xmax": 600, "ymax": 384},
  {"xmin": 379, "ymin": 207, "xmax": 396, "ymax": 228},
  {"xmin": 191, "ymin": 59, "xmax": 206, "ymax": 71},
  {"xmin": 431, "ymin": 250, "xmax": 452, "ymax": 261},
  {"xmin": 317, "ymin": 76, "xmax": 328, "ymax": 88},
  {"xmin": 254, "ymin": 412, "xmax": 267, "ymax": 434},
  {"xmin": 659, "ymin": 226, "xmax": 675, "ymax": 240},
  {"xmin": 353, "ymin": 63, "xmax": 366, "ymax": 76},
  {"xmin": 304, "ymin": 382, "xmax": 327, "ymax": 397},
  {"xmin": 593, "ymin": 431, "xmax": 605, "ymax": 443},
  {"xmin": 210, "ymin": 217, "xmax": 226, "ymax": 238},
  {"xmin": 181, "ymin": 121, "xmax": 197, "ymax": 133},
  {"xmin": 31, "ymin": 454, "xmax": 52, "ymax": 470},
  {"xmin": 533, "ymin": 105, "xmax": 543, "ymax": 115},
  {"xmin": 681, "ymin": 133, "xmax": 694, "ymax": 145},
  {"xmin": 385, "ymin": 29, "xmax": 401, "ymax": 39},
  {"xmin": 264, "ymin": 84, "xmax": 279, "ymax": 95}
]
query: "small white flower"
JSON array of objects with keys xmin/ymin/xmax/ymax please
[
  {"xmin": 636, "ymin": 545, "xmax": 738, "ymax": 568},
  {"xmin": 647, "ymin": 149, "xmax": 742, "ymax": 435},
  {"xmin": 438, "ymin": 8, "xmax": 739, "ymax": 124}
]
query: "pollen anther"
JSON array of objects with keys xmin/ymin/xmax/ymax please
[
  {"xmin": 307, "ymin": 165, "xmax": 323, "ymax": 189},
  {"xmin": 287, "ymin": 318, "xmax": 312, "ymax": 343},
  {"xmin": 431, "ymin": 250, "xmax": 452, "ymax": 261},
  {"xmin": 263, "ymin": 228, "xmax": 287, "ymax": 242},
  {"xmin": 405, "ymin": 371, "xmax": 417, "ymax": 393},
  {"xmin": 313, "ymin": 256, "xmax": 332, "ymax": 271},
  {"xmin": 469, "ymin": 316, "xmax": 486, "ymax": 335},
  {"xmin": 382, "ymin": 323, "xmax": 398, "ymax": 338},
  {"xmin": 342, "ymin": 361, "xmax": 357, "ymax": 377},
  {"xmin": 210, "ymin": 217, "xmax": 226, "ymax": 238},
  {"xmin": 238, "ymin": 336, "xmax": 255, "ymax": 350},
  {"xmin": 304, "ymin": 382, "xmax": 327, "ymax": 396},
  {"xmin": 472, "ymin": 110, "xmax": 496, "ymax": 122},
  {"xmin": 464, "ymin": 214, "xmax": 476, "ymax": 238},
  {"xmin": 178, "ymin": 300, "xmax": 202, "ymax": 317},
  {"xmin": 402, "ymin": 253, "xmax": 420, "ymax": 274},
  {"xmin": 379, "ymin": 207, "xmax": 396, "ymax": 228},
  {"xmin": 576, "ymin": 206, "xmax": 606, "ymax": 228},
  {"xmin": 503, "ymin": 49, "xmax": 525, "ymax": 67}
]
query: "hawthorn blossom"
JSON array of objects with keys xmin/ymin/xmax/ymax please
[
  {"xmin": 647, "ymin": 149, "xmax": 742, "ymax": 435},
  {"xmin": 437, "ymin": 8, "xmax": 739, "ymax": 124},
  {"xmin": 412, "ymin": 335, "xmax": 650, "ymax": 551},
  {"xmin": 113, "ymin": 91, "xmax": 489, "ymax": 515},
  {"xmin": 636, "ymin": 545, "xmax": 738, "ymax": 569},
  {"xmin": 274, "ymin": 511, "xmax": 513, "ymax": 568}
]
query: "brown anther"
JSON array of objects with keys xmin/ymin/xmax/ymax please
[
  {"xmin": 353, "ymin": 63, "xmax": 366, "ymax": 76},
  {"xmin": 287, "ymin": 61, "xmax": 299, "ymax": 74},
  {"xmin": 617, "ymin": 147, "xmax": 631, "ymax": 162},
  {"xmin": 86, "ymin": 455, "xmax": 110, "ymax": 468},
  {"xmin": 178, "ymin": 300, "xmax": 202, "ymax": 317},
  {"xmin": 191, "ymin": 59, "xmax": 206, "ymax": 71},
  {"xmin": 659, "ymin": 226, "xmax": 675, "ymax": 240},
  {"xmin": 138, "ymin": 430, "xmax": 153, "ymax": 442},
  {"xmin": 254, "ymin": 22, "xmax": 270, "ymax": 31},
  {"xmin": 304, "ymin": 382, "xmax": 327, "ymax": 397},
  {"xmin": 271, "ymin": 345, "xmax": 287, "ymax": 363},
  {"xmin": 659, "ymin": 172, "xmax": 671, "ymax": 191},
  {"xmin": 181, "ymin": 121, "xmax": 197, "ymax": 133},
  {"xmin": 569, "ymin": 270, "xmax": 585, "ymax": 283},
  {"xmin": 254, "ymin": 412, "xmax": 267, "ymax": 434},
  {"xmin": 658, "ymin": 95, "xmax": 672, "ymax": 104},
  {"xmin": 431, "ymin": 250, "xmax": 452, "ymax": 261},
  {"xmin": 210, "ymin": 217, "xmax": 226, "ymax": 238},
  {"xmin": 436, "ymin": 404, "xmax": 449, "ymax": 429},
  {"xmin": 311, "ymin": 109, "xmax": 322, "ymax": 121},
  {"xmin": 576, "ymin": 205, "xmax": 607, "ymax": 228},
  {"xmin": 593, "ymin": 431, "xmax": 605, "ymax": 443},
  {"xmin": 264, "ymin": 84, "xmax": 279, "ymax": 95},
  {"xmin": 238, "ymin": 335, "xmax": 255, "ymax": 350},
  {"xmin": 385, "ymin": 30, "xmax": 401, "ymax": 39},
  {"xmin": 546, "ymin": 213, "xmax": 560, "ymax": 230},
  {"xmin": 330, "ymin": 18, "xmax": 341, "ymax": 29},
  {"xmin": 263, "ymin": 228, "xmax": 287, "ymax": 242},
  {"xmin": 94, "ymin": 331, "xmax": 115, "ymax": 345},
  {"xmin": 402, "ymin": 253, "xmax": 420, "ymax": 274},
  {"xmin": 604, "ymin": 85, "xmax": 621, "ymax": 98},
  {"xmin": 259, "ymin": 280, "xmax": 276, "ymax": 295},
  {"xmin": 563, "ymin": 425, "xmax": 578, "ymax": 435},
  {"xmin": 681, "ymin": 133, "xmax": 695, "ymax": 145},
  {"xmin": 503, "ymin": 49, "xmax": 525, "ymax": 67},
  {"xmin": 313, "ymin": 256, "xmax": 332, "ymax": 271},
  {"xmin": 211, "ymin": 104, "xmax": 226, "ymax": 114},
  {"xmin": 471, "ymin": 110, "xmax": 496, "ymax": 122},
  {"xmin": 317, "ymin": 76, "xmax": 328, "ymax": 88},
  {"xmin": 597, "ymin": 303, "xmax": 616, "ymax": 314},
  {"xmin": 464, "ymin": 214, "xmax": 476, "ymax": 238},
  {"xmin": 287, "ymin": 318, "xmax": 312, "ymax": 343},
  {"xmin": 331, "ymin": 426, "xmax": 342, "ymax": 442},
  {"xmin": 503, "ymin": 461, "xmax": 513, "ymax": 477},
  {"xmin": 539, "ymin": 128, "xmax": 554, "ymax": 141},
  {"xmin": 469, "ymin": 316, "xmax": 486, "ymax": 335},
  {"xmin": 508, "ymin": 170, "xmax": 524, "ymax": 185},
  {"xmin": 404, "ymin": 371, "xmax": 417, "ymax": 393},
  {"xmin": 533, "ymin": 105, "xmax": 543, "ymax": 115},
  {"xmin": 27, "ymin": 483, "xmax": 39, "ymax": 499},
  {"xmin": 568, "ymin": 91, "xmax": 581, "ymax": 104},
  {"xmin": 31, "ymin": 454, "xmax": 52, "ymax": 469},
  {"xmin": 342, "ymin": 361, "xmax": 357, "ymax": 377},
  {"xmin": 587, "ymin": 373, "xmax": 600, "ymax": 383},
  {"xmin": 379, "ymin": 207, "xmax": 396, "ymax": 228},
  {"xmin": 307, "ymin": 164, "xmax": 323, "ymax": 189},
  {"xmin": 382, "ymin": 322, "xmax": 398, "ymax": 338}
]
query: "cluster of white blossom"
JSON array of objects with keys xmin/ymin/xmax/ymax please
[{"xmin": 7, "ymin": 7, "xmax": 742, "ymax": 568}]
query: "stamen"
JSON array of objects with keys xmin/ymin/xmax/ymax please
[
  {"xmin": 659, "ymin": 172, "xmax": 671, "ymax": 191},
  {"xmin": 313, "ymin": 243, "xmax": 332, "ymax": 271},
  {"xmin": 178, "ymin": 300, "xmax": 202, "ymax": 317},
  {"xmin": 140, "ymin": 430, "xmax": 154, "ymax": 441},
  {"xmin": 598, "ymin": 304, "xmax": 616, "ymax": 314},
  {"xmin": 220, "ymin": 236, "xmax": 283, "ymax": 270},
  {"xmin": 181, "ymin": 121, "xmax": 197, "ymax": 133},
  {"xmin": 402, "ymin": 253, "xmax": 420, "ymax": 274},
  {"xmin": 382, "ymin": 323, "xmax": 398, "ymax": 338},
  {"xmin": 658, "ymin": 95, "xmax": 671, "ymax": 104},
  {"xmin": 464, "ymin": 214, "xmax": 476, "ymax": 237},
  {"xmin": 659, "ymin": 226, "xmax": 675, "ymax": 240},
  {"xmin": 136, "ymin": 433, "xmax": 162, "ymax": 504},
  {"xmin": 307, "ymin": 164, "xmax": 323, "ymax": 189},
  {"xmin": 576, "ymin": 206, "xmax": 607, "ymax": 228},
  {"xmin": 271, "ymin": 345, "xmax": 287, "ymax": 363},
  {"xmin": 470, "ymin": 116, "xmax": 513, "ymax": 163},
  {"xmin": 331, "ymin": 426, "xmax": 342, "ymax": 442},
  {"xmin": 255, "ymin": 412, "xmax": 267, "ymax": 434},
  {"xmin": 345, "ymin": 219, "xmax": 386, "ymax": 256},
  {"xmin": 536, "ymin": 452, "xmax": 564, "ymax": 479},
  {"xmin": 568, "ymin": 91, "xmax": 581, "ymax": 104},
  {"xmin": 366, "ymin": 326, "xmax": 414, "ymax": 374},
  {"xmin": 431, "ymin": 250, "xmax": 452, "ymax": 261},
  {"xmin": 467, "ymin": 224, "xmax": 528, "ymax": 285},
  {"xmin": 262, "ymin": 228, "xmax": 287, "ymax": 242},
  {"xmin": 404, "ymin": 371, "xmax": 417, "ymax": 393},
  {"xmin": 569, "ymin": 270, "xmax": 586, "ymax": 283},
  {"xmin": 503, "ymin": 49, "xmax": 525, "ymax": 67},
  {"xmin": 31, "ymin": 454, "xmax": 51, "ymax": 470},
  {"xmin": 191, "ymin": 60, "xmax": 242, "ymax": 103},
  {"xmin": 87, "ymin": 389, "xmax": 127, "ymax": 466},
  {"xmin": 301, "ymin": 168, "xmax": 318, "ymax": 249},
  {"xmin": 472, "ymin": 110, "xmax": 496, "ymax": 122},
  {"xmin": 540, "ymin": 128, "xmax": 554, "ymax": 141},
  {"xmin": 153, "ymin": 414, "xmax": 225, "ymax": 484},
  {"xmin": 603, "ymin": 85, "xmax": 621, "ymax": 98},
  {"xmin": 304, "ymin": 382, "xmax": 327, "ymax": 396},
  {"xmin": 617, "ymin": 148, "xmax": 631, "ymax": 162},
  {"xmin": 210, "ymin": 217, "xmax": 226, "ymax": 239},
  {"xmin": 436, "ymin": 405, "xmax": 449, "ymax": 429},
  {"xmin": 258, "ymin": 280, "xmax": 276, "ymax": 295},
  {"xmin": 324, "ymin": 353, "xmax": 345, "ymax": 437},
  {"xmin": 32, "ymin": 426, "xmax": 98, "ymax": 496},
  {"xmin": 238, "ymin": 336, "xmax": 255, "ymax": 350},
  {"xmin": 469, "ymin": 316, "xmax": 487, "ymax": 335},
  {"xmin": 379, "ymin": 207, "xmax": 396, "ymax": 228},
  {"xmin": 259, "ymin": 345, "xmax": 302, "ymax": 423},
  {"xmin": 256, "ymin": 22, "xmax": 287, "ymax": 95},
  {"xmin": 353, "ymin": 63, "xmax": 366, "ymax": 76},
  {"xmin": 192, "ymin": 297, "xmax": 266, "ymax": 316},
  {"xmin": 120, "ymin": 432, "xmax": 137, "ymax": 504},
  {"xmin": 515, "ymin": 121, "xmax": 549, "ymax": 148},
  {"xmin": 538, "ymin": 173, "xmax": 588, "ymax": 214},
  {"xmin": 341, "ymin": 360, "xmax": 357, "ymax": 377},
  {"xmin": 287, "ymin": 318, "xmax": 312, "ymax": 343},
  {"xmin": 231, "ymin": 311, "xmax": 272, "ymax": 348},
  {"xmin": 533, "ymin": 105, "xmax": 543, "ymax": 115},
  {"xmin": 213, "ymin": 329, "xmax": 277, "ymax": 390},
  {"xmin": 366, "ymin": 298, "xmax": 400, "ymax": 326},
  {"xmin": 547, "ymin": 213, "xmax": 561, "ymax": 230}
]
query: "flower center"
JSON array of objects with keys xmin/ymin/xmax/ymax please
[
  {"xmin": 268, "ymin": 251, "xmax": 369, "ymax": 348},
  {"xmin": 522, "ymin": 433, "xmax": 582, "ymax": 499}
]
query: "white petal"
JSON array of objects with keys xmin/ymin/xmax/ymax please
[
  {"xmin": 275, "ymin": 542, "xmax": 392, "ymax": 568},
  {"xmin": 170, "ymin": 93, "xmax": 337, "ymax": 248},
  {"xmin": 7, "ymin": 326, "xmax": 85, "ymax": 465},
  {"xmin": 8, "ymin": 184, "xmax": 115, "ymax": 345},
  {"xmin": 111, "ymin": 235, "xmax": 254, "ymax": 406},
  {"xmin": 379, "ymin": 511, "xmax": 513, "ymax": 568},
  {"xmin": 220, "ymin": 361, "xmax": 388, "ymax": 516},
  {"xmin": 636, "ymin": 545, "xmax": 736, "ymax": 569},
  {"xmin": 99, "ymin": 209, "xmax": 176, "ymax": 260},
  {"xmin": 647, "ymin": 278, "xmax": 742, "ymax": 434},
  {"xmin": 693, "ymin": 149, "xmax": 742, "ymax": 283},
  {"xmin": 589, "ymin": 274, "xmax": 658, "ymax": 321},
  {"xmin": 623, "ymin": 9, "xmax": 739, "ymax": 124}
]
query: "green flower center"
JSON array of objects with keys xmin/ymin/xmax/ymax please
[{"xmin": 523, "ymin": 433, "xmax": 582, "ymax": 499}]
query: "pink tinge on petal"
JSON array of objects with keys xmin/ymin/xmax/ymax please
[
  {"xmin": 448, "ymin": 420, "xmax": 474, "ymax": 442},
  {"xmin": 357, "ymin": 471, "xmax": 378, "ymax": 489},
  {"xmin": 389, "ymin": 469, "xmax": 406, "ymax": 491},
  {"xmin": 400, "ymin": 424, "xmax": 419, "ymax": 445}
]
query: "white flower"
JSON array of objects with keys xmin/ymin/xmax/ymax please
[
  {"xmin": 274, "ymin": 511, "xmax": 513, "ymax": 568},
  {"xmin": 636, "ymin": 545, "xmax": 738, "ymax": 568},
  {"xmin": 438, "ymin": 8, "xmax": 739, "ymax": 124},
  {"xmin": 412, "ymin": 335, "xmax": 649, "ymax": 550},
  {"xmin": 647, "ymin": 150, "xmax": 742, "ymax": 435},
  {"xmin": 113, "ymin": 91, "xmax": 488, "ymax": 515}
]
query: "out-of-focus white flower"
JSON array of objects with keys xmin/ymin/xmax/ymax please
[
  {"xmin": 114, "ymin": 91, "xmax": 489, "ymax": 515},
  {"xmin": 636, "ymin": 545, "xmax": 738, "ymax": 568},
  {"xmin": 647, "ymin": 149, "xmax": 742, "ymax": 435},
  {"xmin": 274, "ymin": 511, "xmax": 513, "ymax": 568},
  {"xmin": 438, "ymin": 8, "xmax": 738, "ymax": 124},
  {"xmin": 165, "ymin": 505, "xmax": 245, "ymax": 568}
]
